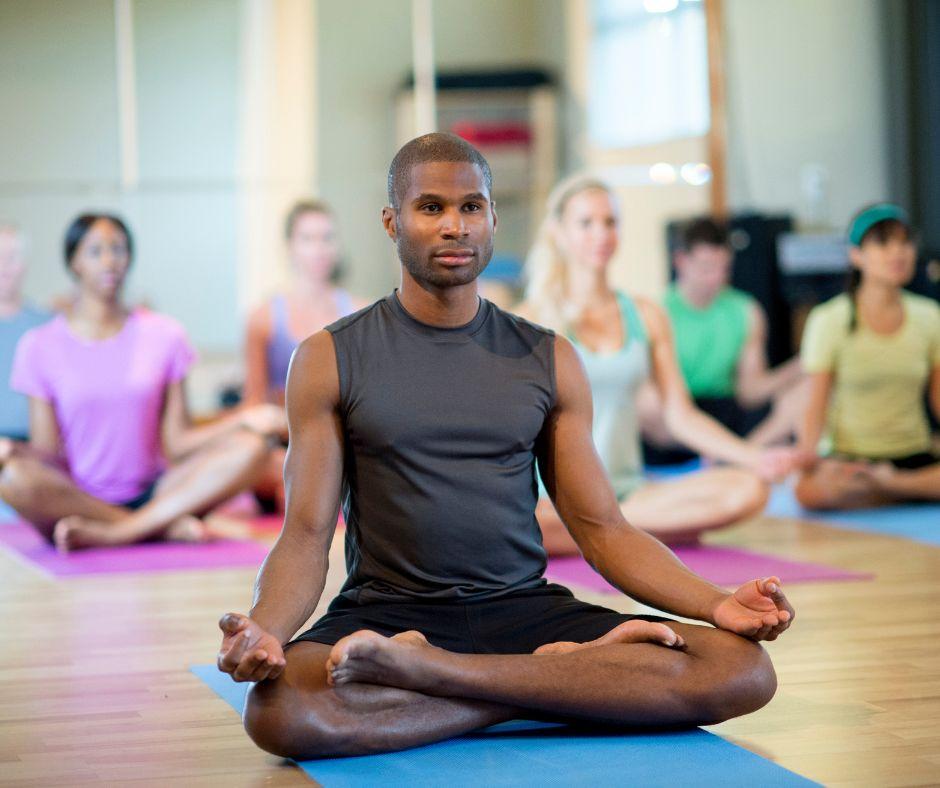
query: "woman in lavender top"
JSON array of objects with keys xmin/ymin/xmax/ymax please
[{"xmin": 0, "ymin": 213, "xmax": 285, "ymax": 551}]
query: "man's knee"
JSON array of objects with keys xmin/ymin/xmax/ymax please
[
  {"xmin": 689, "ymin": 635, "xmax": 777, "ymax": 725},
  {"xmin": 794, "ymin": 473, "xmax": 835, "ymax": 510},
  {"xmin": 243, "ymin": 677, "xmax": 363, "ymax": 760}
]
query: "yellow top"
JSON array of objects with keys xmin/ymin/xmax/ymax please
[{"xmin": 801, "ymin": 292, "xmax": 940, "ymax": 458}]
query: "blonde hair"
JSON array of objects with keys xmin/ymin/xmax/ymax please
[{"xmin": 523, "ymin": 174, "xmax": 616, "ymax": 333}]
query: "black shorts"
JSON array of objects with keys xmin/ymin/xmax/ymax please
[
  {"xmin": 831, "ymin": 451, "xmax": 939, "ymax": 470},
  {"xmin": 292, "ymin": 583, "xmax": 670, "ymax": 655},
  {"xmin": 121, "ymin": 479, "xmax": 158, "ymax": 510}
]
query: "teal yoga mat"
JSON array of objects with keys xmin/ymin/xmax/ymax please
[
  {"xmin": 767, "ymin": 485, "xmax": 940, "ymax": 546},
  {"xmin": 191, "ymin": 665, "xmax": 817, "ymax": 787}
]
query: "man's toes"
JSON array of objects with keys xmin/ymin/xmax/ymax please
[
  {"xmin": 534, "ymin": 641, "xmax": 581, "ymax": 655},
  {"xmin": 391, "ymin": 630, "xmax": 429, "ymax": 647},
  {"xmin": 595, "ymin": 620, "xmax": 683, "ymax": 648}
]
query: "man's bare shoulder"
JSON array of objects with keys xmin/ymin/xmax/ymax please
[{"xmin": 288, "ymin": 330, "xmax": 340, "ymax": 405}]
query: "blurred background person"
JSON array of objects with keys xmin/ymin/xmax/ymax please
[
  {"xmin": 0, "ymin": 224, "xmax": 50, "ymax": 442},
  {"xmin": 641, "ymin": 217, "xmax": 808, "ymax": 465},
  {"xmin": 795, "ymin": 204, "xmax": 940, "ymax": 509},
  {"xmin": 0, "ymin": 213, "xmax": 286, "ymax": 550},
  {"xmin": 516, "ymin": 175, "xmax": 796, "ymax": 554},
  {"xmin": 242, "ymin": 199, "xmax": 366, "ymax": 513}
]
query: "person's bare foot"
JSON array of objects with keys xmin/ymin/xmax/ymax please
[
  {"xmin": 164, "ymin": 515, "xmax": 210, "ymax": 543},
  {"xmin": 533, "ymin": 620, "xmax": 685, "ymax": 655},
  {"xmin": 326, "ymin": 629, "xmax": 440, "ymax": 690},
  {"xmin": 0, "ymin": 437, "xmax": 13, "ymax": 465},
  {"xmin": 53, "ymin": 515, "xmax": 123, "ymax": 552}
]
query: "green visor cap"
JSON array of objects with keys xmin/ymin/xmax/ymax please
[{"xmin": 848, "ymin": 203, "xmax": 909, "ymax": 246}]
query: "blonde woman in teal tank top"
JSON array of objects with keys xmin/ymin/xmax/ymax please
[{"xmin": 516, "ymin": 175, "xmax": 799, "ymax": 554}]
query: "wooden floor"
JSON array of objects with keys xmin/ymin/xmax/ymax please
[{"xmin": 1, "ymin": 510, "xmax": 939, "ymax": 787}]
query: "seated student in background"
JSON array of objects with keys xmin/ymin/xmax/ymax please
[
  {"xmin": 795, "ymin": 204, "xmax": 940, "ymax": 509},
  {"xmin": 0, "ymin": 224, "xmax": 50, "ymax": 442},
  {"xmin": 0, "ymin": 213, "xmax": 286, "ymax": 551},
  {"xmin": 642, "ymin": 218, "xmax": 807, "ymax": 464},
  {"xmin": 243, "ymin": 200, "xmax": 365, "ymax": 512},
  {"xmin": 515, "ymin": 175, "xmax": 797, "ymax": 553}
]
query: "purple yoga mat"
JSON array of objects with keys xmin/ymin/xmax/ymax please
[
  {"xmin": 0, "ymin": 519, "xmax": 270, "ymax": 577},
  {"xmin": 547, "ymin": 544, "xmax": 872, "ymax": 592}
]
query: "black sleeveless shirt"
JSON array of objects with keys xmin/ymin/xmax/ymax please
[{"xmin": 326, "ymin": 292, "xmax": 556, "ymax": 603}]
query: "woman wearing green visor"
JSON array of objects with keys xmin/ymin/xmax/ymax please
[{"xmin": 795, "ymin": 203, "xmax": 940, "ymax": 509}]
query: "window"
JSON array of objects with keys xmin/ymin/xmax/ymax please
[{"xmin": 589, "ymin": 0, "xmax": 710, "ymax": 149}]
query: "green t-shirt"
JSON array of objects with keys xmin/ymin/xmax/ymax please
[
  {"xmin": 663, "ymin": 285, "xmax": 754, "ymax": 398},
  {"xmin": 801, "ymin": 292, "xmax": 940, "ymax": 458}
]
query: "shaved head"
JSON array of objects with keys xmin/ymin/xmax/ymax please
[{"xmin": 388, "ymin": 132, "xmax": 492, "ymax": 209}]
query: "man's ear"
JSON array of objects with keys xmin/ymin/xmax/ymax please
[
  {"xmin": 491, "ymin": 200, "xmax": 498, "ymax": 235},
  {"xmin": 381, "ymin": 206, "xmax": 397, "ymax": 241}
]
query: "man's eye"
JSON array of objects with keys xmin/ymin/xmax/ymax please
[
  {"xmin": 422, "ymin": 204, "xmax": 441, "ymax": 212},
  {"xmin": 464, "ymin": 203, "xmax": 481, "ymax": 212}
]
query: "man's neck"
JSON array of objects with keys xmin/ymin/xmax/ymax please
[
  {"xmin": 677, "ymin": 280, "xmax": 718, "ymax": 309},
  {"xmin": 397, "ymin": 274, "xmax": 480, "ymax": 328}
]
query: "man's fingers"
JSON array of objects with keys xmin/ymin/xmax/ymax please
[
  {"xmin": 220, "ymin": 629, "xmax": 253, "ymax": 672},
  {"xmin": 219, "ymin": 612, "xmax": 249, "ymax": 635},
  {"xmin": 233, "ymin": 647, "xmax": 268, "ymax": 682}
]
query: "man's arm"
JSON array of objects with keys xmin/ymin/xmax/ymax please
[
  {"xmin": 248, "ymin": 330, "xmax": 344, "ymax": 641},
  {"xmin": 539, "ymin": 335, "xmax": 793, "ymax": 638},
  {"xmin": 217, "ymin": 330, "xmax": 344, "ymax": 681},
  {"xmin": 735, "ymin": 304, "xmax": 803, "ymax": 408},
  {"xmin": 639, "ymin": 299, "xmax": 793, "ymax": 479}
]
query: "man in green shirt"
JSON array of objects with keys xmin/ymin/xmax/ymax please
[{"xmin": 643, "ymin": 218, "xmax": 805, "ymax": 463}]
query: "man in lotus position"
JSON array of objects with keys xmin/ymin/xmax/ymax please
[{"xmin": 217, "ymin": 133, "xmax": 794, "ymax": 759}]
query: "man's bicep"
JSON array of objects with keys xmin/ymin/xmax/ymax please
[
  {"xmin": 283, "ymin": 331, "xmax": 344, "ymax": 538},
  {"xmin": 540, "ymin": 337, "xmax": 622, "ymax": 531}
]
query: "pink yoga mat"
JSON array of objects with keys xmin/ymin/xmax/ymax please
[
  {"xmin": 0, "ymin": 519, "xmax": 270, "ymax": 578},
  {"xmin": 547, "ymin": 545, "xmax": 872, "ymax": 593}
]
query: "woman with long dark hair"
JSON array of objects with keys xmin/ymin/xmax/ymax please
[
  {"xmin": 795, "ymin": 204, "xmax": 940, "ymax": 508},
  {"xmin": 0, "ymin": 213, "xmax": 285, "ymax": 550}
]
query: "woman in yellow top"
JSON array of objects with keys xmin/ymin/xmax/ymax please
[{"xmin": 796, "ymin": 204, "xmax": 940, "ymax": 508}]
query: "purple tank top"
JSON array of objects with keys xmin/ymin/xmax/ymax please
[{"xmin": 266, "ymin": 291, "xmax": 355, "ymax": 394}]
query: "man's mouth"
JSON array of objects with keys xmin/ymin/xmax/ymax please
[{"xmin": 432, "ymin": 249, "xmax": 475, "ymax": 266}]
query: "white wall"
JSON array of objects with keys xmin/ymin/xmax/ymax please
[
  {"xmin": 0, "ymin": 0, "xmax": 243, "ymax": 355},
  {"xmin": 724, "ymin": 0, "xmax": 890, "ymax": 229},
  {"xmin": 316, "ymin": 0, "xmax": 567, "ymax": 300}
]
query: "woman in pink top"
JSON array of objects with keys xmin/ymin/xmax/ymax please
[{"xmin": 0, "ymin": 213, "xmax": 285, "ymax": 551}]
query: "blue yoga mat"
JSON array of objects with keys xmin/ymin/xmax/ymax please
[
  {"xmin": 767, "ymin": 485, "xmax": 940, "ymax": 546},
  {"xmin": 192, "ymin": 665, "xmax": 816, "ymax": 787}
]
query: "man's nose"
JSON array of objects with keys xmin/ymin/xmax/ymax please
[{"xmin": 440, "ymin": 209, "xmax": 468, "ymax": 237}]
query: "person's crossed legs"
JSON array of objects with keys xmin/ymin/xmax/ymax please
[
  {"xmin": 0, "ymin": 430, "xmax": 271, "ymax": 549},
  {"xmin": 538, "ymin": 467, "xmax": 769, "ymax": 554},
  {"xmin": 237, "ymin": 596, "xmax": 775, "ymax": 760}
]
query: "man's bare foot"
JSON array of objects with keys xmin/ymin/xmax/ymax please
[
  {"xmin": 53, "ymin": 516, "xmax": 124, "ymax": 552},
  {"xmin": 326, "ymin": 629, "xmax": 440, "ymax": 690},
  {"xmin": 533, "ymin": 620, "xmax": 684, "ymax": 655}
]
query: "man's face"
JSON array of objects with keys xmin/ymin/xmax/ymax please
[
  {"xmin": 676, "ymin": 242, "xmax": 732, "ymax": 300},
  {"xmin": 383, "ymin": 161, "xmax": 496, "ymax": 289}
]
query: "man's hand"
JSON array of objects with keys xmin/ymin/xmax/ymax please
[
  {"xmin": 711, "ymin": 577, "xmax": 795, "ymax": 641},
  {"xmin": 217, "ymin": 612, "xmax": 287, "ymax": 682}
]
